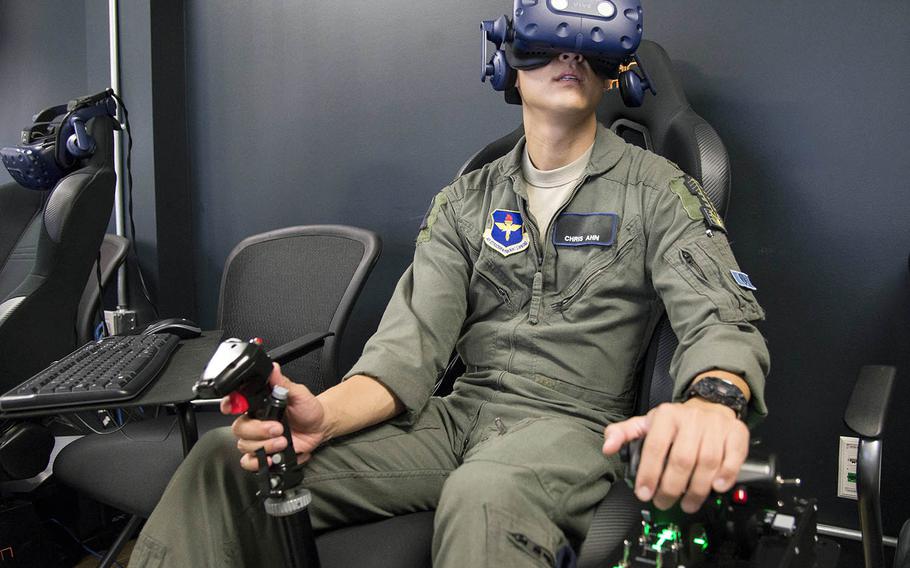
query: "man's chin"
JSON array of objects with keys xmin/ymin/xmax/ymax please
[{"xmin": 534, "ymin": 98, "xmax": 598, "ymax": 118}]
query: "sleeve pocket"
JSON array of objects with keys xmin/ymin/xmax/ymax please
[{"xmin": 666, "ymin": 234, "xmax": 765, "ymax": 323}]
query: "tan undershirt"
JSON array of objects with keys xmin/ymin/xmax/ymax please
[{"xmin": 521, "ymin": 143, "xmax": 594, "ymax": 246}]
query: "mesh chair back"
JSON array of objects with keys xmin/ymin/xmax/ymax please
[
  {"xmin": 455, "ymin": 40, "xmax": 731, "ymax": 413},
  {"xmin": 216, "ymin": 225, "xmax": 380, "ymax": 394}
]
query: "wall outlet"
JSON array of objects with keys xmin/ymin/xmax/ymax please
[{"xmin": 838, "ymin": 436, "xmax": 858, "ymax": 500}]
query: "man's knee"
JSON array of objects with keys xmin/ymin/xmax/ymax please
[
  {"xmin": 434, "ymin": 462, "xmax": 565, "ymax": 565},
  {"xmin": 438, "ymin": 461, "xmax": 545, "ymax": 512},
  {"xmin": 181, "ymin": 426, "xmax": 238, "ymax": 472},
  {"xmin": 162, "ymin": 425, "xmax": 246, "ymax": 497}
]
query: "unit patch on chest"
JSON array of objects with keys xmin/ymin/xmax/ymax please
[
  {"xmin": 483, "ymin": 209, "xmax": 530, "ymax": 256},
  {"xmin": 552, "ymin": 212, "xmax": 619, "ymax": 247}
]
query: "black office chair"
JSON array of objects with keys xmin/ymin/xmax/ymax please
[
  {"xmin": 54, "ymin": 224, "xmax": 381, "ymax": 566},
  {"xmin": 311, "ymin": 40, "xmax": 735, "ymax": 567},
  {"xmin": 0, "ymin": 183, "xmax": 45, "ymax": 302},
  {"xmin": 0, "ymin": 115, "xmax": 117, "ymax": 487},
  {"xmin": 0, "ymin": 116, "xmax": 117, "ymax": 390}
]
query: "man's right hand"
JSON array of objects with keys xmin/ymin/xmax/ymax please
[{"xmin": 221, "ymin": 363, "xmax": 327, "ymax": 472}]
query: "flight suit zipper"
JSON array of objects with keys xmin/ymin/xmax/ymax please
[
  {"xmin": 508, "ymin": 532, "xmax": 555, "ymax": 566},
  {"xmin": 476, "ymin": 270, "xmax": 510, "ymax": 304},
  {"xmin": 681, "ymin": 246, "xmax": 749, "ymax": 316},
  {"xmin": 461, "ymin": 400, "xmax": 488, "ymax": 455},
  {"xmin": 680, "ymin": 249, "xmax": 707, "ymax": 282},
  {"xmin": 516, "ymin": 193, "xmax": 544, "ymax": 327},
  {"xmin": 512, "ymin": 173, "xmax": 590, "ymax": 325}
]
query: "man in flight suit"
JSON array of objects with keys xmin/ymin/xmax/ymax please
[{"xmin": 131, "ymin": 50, "xmax": 769, "ymax": 567}]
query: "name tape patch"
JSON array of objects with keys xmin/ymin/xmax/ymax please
[
  {"xmin": 484, "ymin": 209, "xmax": 530, "ymax": 256},
  {"xmin": 552, "ymin": 212, "xmax": 618, "ymax": 247},
  {"xmin": 730, "ymin": 270, "xmax": 757, "ymax": 291}
]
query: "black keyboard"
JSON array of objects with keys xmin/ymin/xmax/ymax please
[{"xmin": 0, "ymin": 333, "xmax": 180, "ymax": 412}]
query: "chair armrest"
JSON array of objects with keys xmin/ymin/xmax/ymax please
[
  {"xmin": 266, "ymin": 331, "xmax": 334, "ymax": 366},
  {"xmin": 844, "ymin": 365, "xmax": 896, "ymax": 568},
  {"xmin": 844, "ymin": 365, "xmax": 897, "ymax": 438}
]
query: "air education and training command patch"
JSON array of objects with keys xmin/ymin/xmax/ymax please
[{"xmin": 484, "ymin": 209, "xmax": 530, "ymax": 257}]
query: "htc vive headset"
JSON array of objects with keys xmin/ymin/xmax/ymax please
[
  {"xmin": 481, "ymin": 0, "xmax": 656, "ymax": 107},
  {"xmin": 1, "ymin": 89, "xmax": 118, "ymax": 191}
]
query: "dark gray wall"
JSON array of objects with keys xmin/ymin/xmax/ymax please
[
  {"xmin": 184, "ymin": 0, "xmax": 521, "ymax": 358},
  {"xmin": 1, "ymin": 0, "xmax": 195, "ymax": 321},
  {"xmin": 0, "ymin": 1, "xmax": 91, "ymax": 180},
  {"xmin": 183, "ymin": 0, "xmax": 910, "ymax": 534}
]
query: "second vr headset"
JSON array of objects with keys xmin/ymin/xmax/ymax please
[
  {"xmin": 482, "ymin": 0, "xmax": 656, "ymax": 107},
  {"xmin": 1, "ymin": 89, "xmax": 119, "ymax": 191}
]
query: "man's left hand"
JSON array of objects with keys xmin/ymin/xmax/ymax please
[{"xmin": 601, "ymin": 397, "xmax": 749, "ymax": 513}]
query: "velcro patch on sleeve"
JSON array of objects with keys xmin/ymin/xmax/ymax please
[
  {"xmin": 416, "ymin": 192, "xmax": 448, "ymax": 244},
  {"xmin": 552, "ymin": 212, "xmax": 618, "ymax": 247},
  {"xmin": 668, "ymin": 175, "xmax": 726, "ymax": 234}
]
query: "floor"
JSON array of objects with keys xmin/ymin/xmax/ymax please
[{"xmin": 74, "ymin": 539, "xmax": 135, "ymax": 568}]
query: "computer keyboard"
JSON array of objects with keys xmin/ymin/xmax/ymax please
[{"xmin": 0, "ymin": 333, "xmax": 180, "ymax": 412}]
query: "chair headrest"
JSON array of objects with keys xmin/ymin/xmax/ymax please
[
  {"xmin": 598, "ymin": 40, "xmax": 691, "ymax": 142},
  {"xmin": 597, "ymin": 41, "xmax": 731, "ymax": 214}
]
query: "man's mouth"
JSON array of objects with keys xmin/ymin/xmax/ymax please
[{"xmin": 555, "ymin": 72, "xmax": 583, "ymax": 83}]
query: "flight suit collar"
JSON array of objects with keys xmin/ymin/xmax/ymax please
[{"xmin": 497, "ymin": 123, "xmax": 627, "ymax": 191}]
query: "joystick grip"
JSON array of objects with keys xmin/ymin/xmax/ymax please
[
  {"xmin": 621, "ymin": 438, "xmax": 778, "ymax": 487},
  {"xmin": 194, "ymin": 338, "xmax": 274, "ymax": 414}
]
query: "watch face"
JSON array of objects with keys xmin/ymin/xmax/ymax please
[{"xmin": 691, "ymin": 377, "xmax": 747, "ymax": 417}]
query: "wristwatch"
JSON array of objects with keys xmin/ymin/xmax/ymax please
[{"xmin": 684, "ymin": 376, "xmax": 748, "ymax": 420}]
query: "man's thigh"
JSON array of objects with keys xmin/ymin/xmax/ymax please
[
  {"xmin": 460, "ymin": 415, "xmax": 621, "ymax": 543},
  {"xmin": 305, "ymin": 396, "xmax": 463, "ymax": 530}
]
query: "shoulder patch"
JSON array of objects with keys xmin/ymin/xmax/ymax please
[
  {"xmin": 668, "ymin": 175, "xmax": 726, "ymax": 234},
  {"xmin": 416, "ymin": 192, "xmax": 448, "ymax": 244}
]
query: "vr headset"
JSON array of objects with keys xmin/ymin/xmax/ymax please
[
  {"xmin": 1, "ymin": 89, "xmax": 118, "ymax": 191},
  {"xmin": 481, "ymin": 0, "xmax": 656, "ymax": 107}
]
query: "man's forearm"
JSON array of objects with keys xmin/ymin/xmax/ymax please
[{"xmin": 316, "ymin": 374, "xmax": 405, "ymax": 442}]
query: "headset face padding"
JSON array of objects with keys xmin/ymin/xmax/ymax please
[{"xmin": 503, "ymin": 42, "xmax": 553, "ymax": 72}]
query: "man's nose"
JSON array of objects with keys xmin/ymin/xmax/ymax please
[{"xmin": 559, "ymin": 52, "xmax": 584, "ymax": 64}]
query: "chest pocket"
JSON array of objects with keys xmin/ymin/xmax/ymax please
[
  {"xmin": 466, "ymin": 228, "xmax": 535, "ymax": 319},
  {"xmin": 550, "ymin": 215, "xmax": 645, "ymax": 314}
]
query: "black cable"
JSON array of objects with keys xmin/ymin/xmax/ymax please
[
  {"xmin": 109, "ymin": 92, "xmax": 159, "ymax": 317},
  {"xmin": 95, "ymin": 250, "xmax": 109, "ymax": 338}
]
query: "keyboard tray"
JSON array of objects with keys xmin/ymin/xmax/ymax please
[{"xmin": 0, "ymin": 334, "xmax": 180, "ymax": 412}]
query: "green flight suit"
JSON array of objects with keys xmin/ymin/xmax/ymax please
[{"xmin": 131, "ymin": 124, "xmax": 769, "ymax": 567}]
